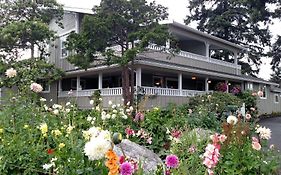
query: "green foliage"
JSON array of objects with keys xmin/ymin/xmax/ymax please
[
  {"xmin": 188, "ymin": 92, "xmax": 242, "ymax": 119},
  {"xmin": 0, "ymin": 58, "xmax": 64, "ymax": 93},
  {"xmin": 0, "ymin": 0, "xmax": 63, "ymax": 60},
  {"xmin": 185, "ymin": 0, "xmax": 280, "ymax": 75},
  {"xmin": 170, "ymin": 129, "xmax": 212, "ymax": 175}
]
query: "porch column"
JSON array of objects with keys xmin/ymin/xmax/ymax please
[
  {"xmin": 234, "ymin": 51, "xmax": 238, "ymax": 75},
  {"xmin": 77, "ymin": 76, "xmax": 81, "ymax": 90},
  {"xmin": 136, "ymin": 67, "xmax": 142, "ymax": 87},
  {"xmin": 205, "ymin": 77, "xmax": 209, "ymax": 92},
  {"xmin": 205, "ymin": 42, "xmax": 210, "ymax": 59},
  {"xmin": 225, "ymin": 80, "xmax": 229, "ymax": 93},
  {"xmin": 178, "ymin": 73, "xmax": 182, "ymax": 95},
  {"xmin": 58, "ymin": 80, "xmax": 62, "ymax": 92},
  {"xmin": 98, "ymin": 73, "xmax": 103, "ymax": 89},
  {"xmin": 166, "ymin": 39, "xmax": 170, "ymax": 49}
]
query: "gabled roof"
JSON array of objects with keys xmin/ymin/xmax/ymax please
[
  {"xmin": 239, "ymin": 74, "xmax": 279, "ymax": 86},
  {"xmin": 63, "ymin": 6, "xmax": 94, "ymax": 14},
  {"xmin": 168, "ymin": 21, "xmax": 245, "ymax": 51}
]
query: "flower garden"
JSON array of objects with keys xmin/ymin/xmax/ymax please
[{"xmin": 0, "ymin": 68, "xmax": 280, "ymax": 175}]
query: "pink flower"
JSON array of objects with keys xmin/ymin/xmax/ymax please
[
  {"xmin": 188, "ymin": 145, "xmax": 196, "ymax": 153},
  {"xmin": 252, "ymin": 137, "xmax": 259, "ymax": 143},
  {"xmin": 203, "ymin": 144, "xmax": 220, "ymax": 169},
  {"xmin": 134, "ymin": 112, "xmax": 144, "ymax": 122},
  {"xmin": 252, "ymin": 141, "xmax": 261, "ymax": 151},
  {"xmin": 146, "ymin": 137, "xmax": 152, "ymax": 144},
  {"xmin": 125, "ymin": 127, "xmax": 135, "ymax": 137},
  {"xmin": 120, "ymin": 162, "xmax": 134, "ymax": 175},
  {"xmin": 252, "ymin": 92, "xmax": 257, "ymax": 96},
  {"xmin": 245, "ymin": 113, "xmax": 251, "ymax": 120},
  {"xmin": 257, "ymin": 90, "xmax": 264, "ymax": 97},
  {"xmin": 218, "ymin": 134, "xmax": 227, "ymax": 143},
  {"xmin": 30, "ymin": 82, "xmax": 43, "ymax": 93},
  {"xmin": 208, "ymin": 169, "xmax": 214, "ymax": 175},
  {"xmin": 250, "ymin": 107, "xmax": 255, "ymax": 111},
  {"xmin": 165, "ymin": 154, "xmax": 179, "ymax": 168},
  {"xmin": 171, "ymin": 130, "xmax": 182, "ymax": 139}
]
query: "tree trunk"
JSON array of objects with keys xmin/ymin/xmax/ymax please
[
  {"xmin": 122, "ymin": 65, "xmax": 131, "ymax": 105},
  {"xmin": 130, "ymin": 62, "xmax": 135, "ymax": 106}
]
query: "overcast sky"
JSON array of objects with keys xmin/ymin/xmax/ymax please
[{"xmin": 57, "ymin": 0, "xmax": 280, "ymax": 80}]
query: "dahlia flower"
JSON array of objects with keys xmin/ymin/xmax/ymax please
[
  {"xmin": 227, "ymin": 115, "xmax": 238, "ymax": 125},
  {"xmin": 30, "ymin": 82, "xmax": 43, "ymax": 93},
  {"xmin": 5, "ymin": 68, "xmax": 17, "ymax": 78},
  {"xmin": 165, "ymin": 154, "xmax": 179, "ymax": 168},
  {"xmin": 256, "ymin": 126, "xmax": 271, "ymax": 140}
]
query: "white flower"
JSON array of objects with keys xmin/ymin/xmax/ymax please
[
  {"xmin": 129, "ymin": 106, "xmax": 134, "ymax": 111},
  {"xmin": 5, "ymin": 68, "xmax": 17, "ymax": 78},
  {"xmin": 53, "ymin": 109, "xmax": 59, "ymax": 115},
  {"xmin": 43, "ymin": 105, "xmax": 48, "ymax": 111},
  {"xmin": 256, "ymin": 126, "xmax": 271, "ymax": 140},
  {"xmin": 66, "ymin": 102, "xmax": 71, "ymax": 106},
  {"xmin": 112, "ymin": 104, "xmax": 116, "ymax": 109},
  {"xmin": 84, "ymin": 137, "xmax": 111, "ymax": 160},
  {"xmin": 99, "ymin": 98, "xmax": 102, "ymax": 101},
  {"xmin": 112, "ymin": 109, "xmax": 117, "ymax": 113},
  {"xmin": 89, "ymin": 100, "xmax": 94, "ymax": 105},
  {"xmin": 52, "ymin": 104, "xmax": 62, "ymax": 109},
  {"xmin": 43, "ymin": 163, "xmax": 54, "ymax": 170},
  {"xmin": 65, "ymin": 108, "xmax": 70, "ymax": 113},
  {"xmin": 106, "ymin": 114, "xmax": 111, "ymax": 119},
  {"xmin": 126, "ymin": 101, "xmax": 130, "ymax": 106},
  {"xmin": 108, "ymin": 101, "xmax": 112, "ymax": 105},
  {"xmin": 122, "ymin": 115, "xmax": 128, "ymax": 119},
  {"xmin": 88, "ymin": 127, "xmax": 101, "ymax": 138},
  {"xmin": 66, "ymin": 125, "xmax": 75, "ymax": 134},
  {"xmin": 126, "ymin": 109, "xmax": 131, "ymax": 113},
  {"xmin": 40, "ymin": 98, "xmax": 46, "ymax": 102},
  {"xmin": 87, "ymin": 116, "xmax": 93, "ymax": 122},
  {"xmin": 95, "ymin": 105, "xmax": 100, "ymax": 111},
  {"xmin": 30, "ymin": 82, "xmax": 43, "ymax": 93},
  {"xmin": 111, "ymin": 114, "xmax": 117, "ymax": 119},
  {"xmin": 227, "ymin": 115, "xmax": 238, "ymax": 125}
]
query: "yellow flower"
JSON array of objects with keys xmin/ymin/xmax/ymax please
[
  {"xmin": 23, "ymin": 125, "xmax": 29, "ymax": 129},
  {"xmin": 66, "ymin": 125, "xmax": 75, "ymax": 134},
  {"xmin": 82, "ymin": 130, "xmax": 91, "ymax": 140},
  {"xmin": 58, "ymin": 143, "xmax": 65, "ymax": 149},
  {"xmin": 0, "ymin": 128, "xmax": 3, "ymax": 134},
  {"xmin": 39, "ymin": 123, "xmax": 48, "ymax": 136},
  {"xmin": 51, "ymin": 129, "xmax": 62, "ymax": 137}
]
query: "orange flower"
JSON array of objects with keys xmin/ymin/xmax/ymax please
[{"xmin": 105, "ymin": 149, "xmax": 119, "ymax": 175}]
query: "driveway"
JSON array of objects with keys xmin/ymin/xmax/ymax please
[{"xmin": 259, "ymin": 117, "xmax": 281, "ymax": 152}]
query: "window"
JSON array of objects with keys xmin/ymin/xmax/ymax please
[
  {"xmin": 246, "ymin": 82, "xmax": 253, "ymax": 90},
  {"xmin": 259, "ymin": 85, "xmax": 267, "ymax": 99},
  {"xmin": 60, "ymin": 35, "xmax": 69, "ymax": 59},
  {"xmin": 61, "ymin": 78, "xmax": 77, "ymax": 91},
  {"xmin": 274, "ymin": 94, "xmax": 279, "ymax": 103},
  {"xmin": 38, "ymin": 80, "xmax": 50, "ymax": 93},
  {"xmin": 166, "ymin": 78, "xmax": 178, "ymax": 89}
]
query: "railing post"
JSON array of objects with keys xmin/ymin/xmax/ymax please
[
  {"xmin": 136, "ymin": 67, "xmax": 142, "ymax": 88},
  {"xmin": 226, "ymin": 80, "xmax": 229, "ymax": 93}
]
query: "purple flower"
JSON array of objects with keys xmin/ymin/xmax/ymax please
[
  {"xmin": 134, "ymin": 112, "xmax": 144, "ymax": 122},
  {"xmin": 120, "ymin": 162, "xmax": 134, "ymax": 175},
  {"xmin": 165, "ymin": 154, "xmax": 179, "ymax": 168}
]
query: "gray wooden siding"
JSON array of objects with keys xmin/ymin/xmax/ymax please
[
  {"xmin": 139, "ymin": 52, "xmax": 239, "ymax": 75},
  {"xmin": 253, "ymin": 84, "xmax": 281, "ymax": 115},
  {"xmin": 49, "ymin": 12, "xmax": 76, "ymax": 35},
  {"xmin": 40, "ymin": 82, "xmax": 59, "ymax": 105}
]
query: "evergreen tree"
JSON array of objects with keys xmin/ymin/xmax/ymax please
[
  {"xmin": 270, "ymin": 67, "xmax": 281, "ymax": 85},
  {"xmin": 66, "ymin": 0, "xmax": 171, "ymax": 104},
  {"xmin": 269, "ymin": 35, "xmax": 281, "ymax": 70},
  {"xmin": 185, "ymin": 0, "xmax": 280, "ymax": 75}
]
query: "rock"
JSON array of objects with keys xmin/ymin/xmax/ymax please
[{"xmin": 114, "ymin": 139, "xmax": 163, "ymax": 173}]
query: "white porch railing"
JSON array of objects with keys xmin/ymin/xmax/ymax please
[
  {"xmin": 147, "ymin": 45, "xmax": 241, "ymax": 70},
  {"xmin": 58, "ymin": 87, "xmax": 208, "ymax": 98}
]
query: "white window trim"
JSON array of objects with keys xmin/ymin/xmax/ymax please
[
  {"xmin": 274, "ymin": 94, "xmax": 279, "ymax": 103},
  {"xmin": 259, "ymin": 85, "xmax": 267, "ymax": 99},
  {"xmin": 247, "ymin": 82, "xmax": 253, "ymax": 90},
  {"xmin": 41, "ymin": 84, "xmax": 50, "ymax": 93},
  {"xmin": 59, "ymin": 30, "xmax": 75, "ymax": 59}
]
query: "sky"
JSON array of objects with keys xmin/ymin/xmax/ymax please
[{"xmin": 57, "ymin": 0, "xmax": 279, "ymax": 80}]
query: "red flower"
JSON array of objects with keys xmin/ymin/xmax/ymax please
[
  {"xmin": 119, "ymin": 155, "xmax": 125, "ymax": 164},
  {"xmin": 47, "ymin": 149, "xmax": 54, "ymax": 155}
]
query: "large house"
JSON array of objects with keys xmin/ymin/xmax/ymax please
[{"xmin": 9, "ymin": 7, "xmax": 281, "ymax": 115}]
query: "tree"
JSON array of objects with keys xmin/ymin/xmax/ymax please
[
  {"xmin": 0, "ymin": 0, "xmax": 63, "ymax": 60},
  {"xmin": 269, "ymin": 35, "xmax": 281, "ymax": 70},
  {"xmin": 185, "ymin": 0, "xmax": 281, "ymax": 75},
  {"xmin": 66, "ymin": 0, "xmax": 171, "ymax": 104},
  {"xmin": 0, "ymin": 0, "xmax": 64, "ymax": 92},
  {"xmin": 270, "ymin": 67, "xmax": 281, "ymax": 85}
]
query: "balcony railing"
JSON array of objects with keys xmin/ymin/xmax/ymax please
[
  {"xmin": 147, "ymin": 44, "xmax": 241, "ymax": 70},
  {"xmin": 58, "ymin": 87, "xmax": 208, "ymax": 98}
]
